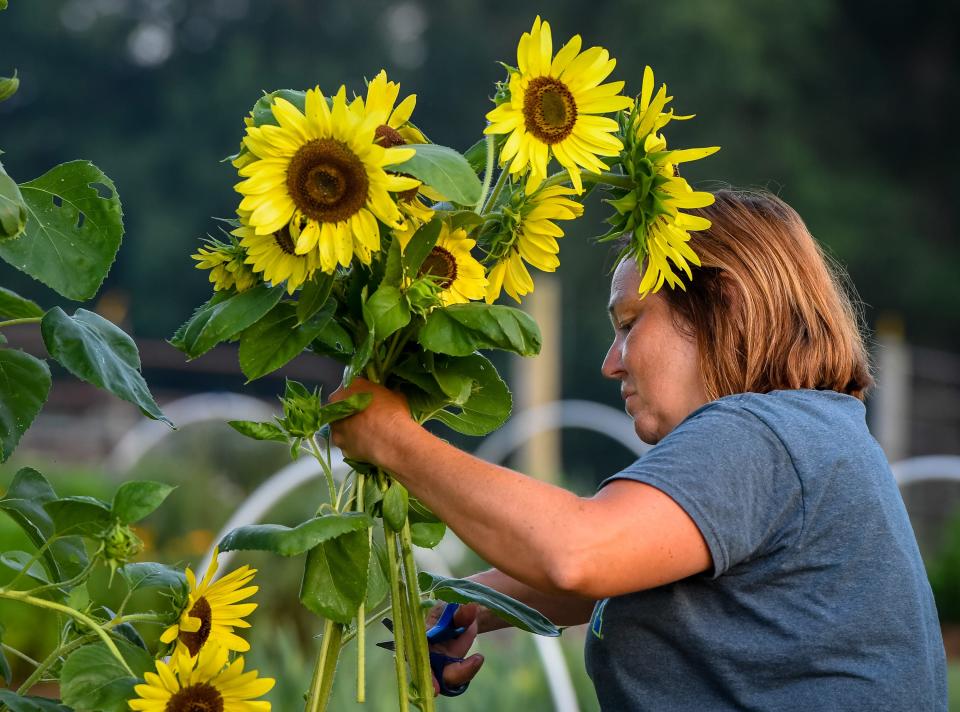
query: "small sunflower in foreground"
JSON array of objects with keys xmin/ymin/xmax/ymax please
[
  {"xmin": 235, "ymin": 86, "xmax": 419, "ymax": 272},
  {"xmin": 485, "ymin": 16, "xmax": 633, "ymax": 194},
  {"xmin": 192, "ymin": 235, "xmax": 258, "ymax": 293},
  {"xmin": 354, "ymin": 69, "xmax": 427, "ymax": 146},
  {"xmin": 160, "ymin": 548, "xmax": 258, "ymax": 657},
  {"xmin": 604, "ymin": 66, "xmax": 719, "ymax": 297},
  {"xmin": 485, "ymin": 185, "xmax": 583, "ymax": 303},
  {"xmin": 233, "ymin": 212, "xmax": 319, "ymax": 294},
  {"xmin": 415, "ymin": 223, "xmax": 487, "ymax": 306},
  {"xmin": 129, "ymin": 644, "xmax": 274, "ymax": 712}
]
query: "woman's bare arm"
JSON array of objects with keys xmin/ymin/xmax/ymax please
[{"xmin": 468, "ymin": 568, "xmax": 597, "ymax": 632}]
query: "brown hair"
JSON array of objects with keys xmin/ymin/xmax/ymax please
[{"xmin": 660, "ymin": 188, "xmax": 873, "ymax": 401}]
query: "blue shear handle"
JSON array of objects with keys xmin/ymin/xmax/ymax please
[
  {"xmin": 425, "ymin": 602, "xmax": 467, "ymax": 644},
  {"xmin": 430, "ymin": 651, "xmax": 469, "ymax": 697}
]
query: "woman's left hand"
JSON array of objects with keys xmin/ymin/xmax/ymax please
[{"xmin": 329, "ymin": 378, "xmax": 417, "ymax": 466}]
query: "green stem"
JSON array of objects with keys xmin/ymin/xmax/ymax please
[
  {"xmin": 0, "ymin": 317, "xmax": 41, "ymax": 329},
  {"xmin": 339, "ymin": 603, "xmax": 393, "ymax": 647},
  {"xmin": 304, "ymin": 619, "xmax": 344, "ymax": 712},
  {"xmin": 25, "ymin": 558, "xmax": 97, "ymax": 597},
  {"xmin": 16, "ymin": 633, "xmax": 98, "ymax": 696},
  {"xmin": 382, "ymin": 482, "xmax": 411, "ymax": 712},
  {"xmin": 106, "ymin": 612, "xmax": 167, "ymax": 628},
  {"xmin": 2, "ymin": 642, "xmax": 39, "ymax": 668},
  {"xmin": 399, "ymin": 522, "xmax": 435, "ymax": 711},
  {"xmin": 355, "ymin": 472, "xmax": 367, "ymax": 703},
  {"xmin": 0, "ymin": 588, "xmax": 133, "ymax": 676},
  {"xmin": 481, "ymin": 165, "xmax": 510, "ymax": 216},
  {"xmin": 474, "ymin": 135, "xmax": 497, "ymax": 214},
  {"xmin": 309, "ymin": 436, "xmax": 338, "ymax": 510}
]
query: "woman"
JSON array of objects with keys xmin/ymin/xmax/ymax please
[{"xmin": 331, "ymin": 189, "xmax": 947, "ymax": 710}]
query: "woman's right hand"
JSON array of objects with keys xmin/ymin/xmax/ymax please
[{"xmin": 426, "ymin": 602, "xmax": 485, "ymax": 697}]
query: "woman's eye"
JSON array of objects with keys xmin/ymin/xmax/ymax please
[{"xmin": 617, "ymin": 320, "xmax": 634, "ymax": 333}]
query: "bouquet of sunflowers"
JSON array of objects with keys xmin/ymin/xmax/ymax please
[{"xmin": 173, "ymin": 16, "xmax": 718, "ymax": 712}]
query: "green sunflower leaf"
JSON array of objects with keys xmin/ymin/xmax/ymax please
[
  {"xmin": 41, "ymin": 307, "xmax": 170, "ymax": 425},
  {"xmin": 418, "ymin": 303, "xmax": 541, "ymax": 357},
  {"xmin": 0, "ymin": 159, "xmax": 27, "ymax": 240},
  {"xmin": 170, "ymin": 283, "xmax": 284, "ymax": 359},
  {"xmin": 112, "ymin": 480, "xmax": 175, "ymax": 524},
  {"xmin": 296, "ymin": 271, "xmax": 335, "ymax": 325},
  {"xmin": 239, "ymin": 301, "xmax": 334, "ymax": 381},
  {"xmin": 365, "ymin": 537, "xmax": 389, "ymax": 609},
  {"xmin": 0, "ymin": 348, "xmax": 50, "ymax": 462},
  {"xmin": 0, "ymin": 691, "xmax": 71, "ymax": 712},
  {"xmin": 0, "ymin": 286, "xmax": 43, "ymax": 319},
  {"xmin": 60, "ymin": 640, "xmax": 153, "ymax": 712},
  {"xmin": 418, "ymin": 573, "xmax": 561, "ymax": 637},
  {"xmin": 228, "ymin": 419, "xmax": 288, "ymax": 443},
  {"xmin": 251, "ymin": 89, "xmax": 307, "ymax": 128},
  {"xmin": 0, "ymin": 468, "xmax": 89, "ymax": 582},
  {"xmin": 463, "ymin": 137, "xmax": 489, "ymax": 175},
  {"xmin": 220, "ymin": 512, "xmax": 372, "ymax": 557},
  {"xmin": 0, "ymin": 550, "xmax": 54, "ymax": 585},
  {"xmin": 430, "ymin": 353, "xmax": 512, "ymax": 436},
  {"xmin": 0, "ymin": 161, "xmax": 122, "ymax": 300},
  {"xmin": 362, "ymin": 285, "xmax": 410, "ymax": 342},
  {"xmin": 119, "ymin": 561, "xmax": 187, "ymax": 593},
  {"xmin": 299, "ymin": 527, "xmax": 370, "ymax": 624},
  {"xmin": 411, "ymin": 521, "xmax": 446, "ymax": 548},
  {"xmin": 393, "ymin": 144, "xmax": 482, "ymax": 206},
  {"xmin": 44, "ymin": 495, "xmax": 113, "ymax": 536}
]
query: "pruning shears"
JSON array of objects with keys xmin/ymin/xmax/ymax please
[{"xmin": 376, "ymin": 602, "xmax": 470, "ymax": 697}]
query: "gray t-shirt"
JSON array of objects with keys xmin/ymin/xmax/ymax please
[{"xmin": 584, "ymin": 389, "xmax": 947, "ymax": 711}]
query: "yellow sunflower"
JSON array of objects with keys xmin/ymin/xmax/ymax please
[
  {"xmin": 414, "ymin": 223, "xmax": 487, "ymax": 306},
  {"xmin": 484, "ymin": 16, "xmax": 633, "ymax": 194},
  {"xmin": 232, "ymin": 212, "xmax": 319, "ymax": 295},
  {"xmin": 485, "ymin": 185, "xmax": 584, "ymax": 303},
  {"xmin": 604, "ymin": 66, "xmax": 719, "ymax": 297},
  {"xmin": 129, "ymin": 644, "xmax": 274, "ymax": 712},
  {"xmin": 235, "ymin": 86, "xmax": 419, "ymax": 273},
  {"xmin": 160, "ymin": 548, "xmax": 258, "ymax": 657},
  {"xmin": 353, "ymin": 69, "xmax": 427, "ymax": 146},
  {"xmin": 191, "ymin": 236, "xmax": 258, "ymax": 293}
]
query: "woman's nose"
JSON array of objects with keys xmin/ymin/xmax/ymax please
[{"xmin": 601, "ymin": 340, "xmax": 623, "ymax": 380}]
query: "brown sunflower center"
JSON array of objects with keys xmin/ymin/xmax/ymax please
[
  {"xmin": 178, "ymin": 597, "xmax": 212, "ymax": 657},
  {"xmin": 418, "ymin": 246, "xmax": 457, "ymax": 289},
  {"xmin": 523, "ymin": 76, "xmax": 577, "ymax": 144},
  {"xmin": 165, "ymin": 681, "xmax": 224, "ymax": 712},
  {"xmin": 375, "ymin": 124, "xmax": 406, "ymax": 148},
  {"xmin": 286, "ymin": 139, "xmax": 369, "ymax": 224},
  {"xmin": 274, "ymin": 224, "xmax": 296, "ymax": 255}
]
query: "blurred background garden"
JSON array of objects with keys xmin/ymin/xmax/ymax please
[{"xmin": 1, "ymin": 0, "xmax": 959, "ymax": 709}]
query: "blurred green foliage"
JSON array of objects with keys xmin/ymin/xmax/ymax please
[{"xmin": 929, "ymin": 511, "xmax": 960, "ymax": 624}]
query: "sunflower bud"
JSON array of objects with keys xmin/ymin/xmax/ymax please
[
  {"xmin": 0, "ymin": 160, "xmax": 27, "ymax": 240},
  {"xmin": 0, "ymin": 71, "xmax": 18, "ymax": 102},
  {"xmin": 279, "ymin": 380, "xmax": 323, "ymax": 438},
  {"xmin": 102, "ymin": 521, "xmax": 144, "ymax": 583}
]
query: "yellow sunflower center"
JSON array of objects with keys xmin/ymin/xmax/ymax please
[
  {"xmin": 286, "ymin": 139, "xmax": 369, "ymax": 224},
  {"xmin": 165, "ymin": 681, "xmax": 224, "ymax": 712},
  {"xmin": 274, "ymin": 224, "xmax": 296, "ymax": 255},
  {"xmin": 374, "ymin": 124, "xmax": 406, "ymax": 148},
  {"xmin": 179, "ymin": 597, "xmax": 212, "ymax": 657},
  {"xmin": 523, "ymin": 77, "xmax": 578, "ymax": 144},
  {"xmin": 419, "ymin": 246, "xmax": 457, "ymax": 289}
]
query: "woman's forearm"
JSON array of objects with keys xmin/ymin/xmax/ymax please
[{"xmin": 468, "ymin": 569, "xmax": 597, "ymax": 633}]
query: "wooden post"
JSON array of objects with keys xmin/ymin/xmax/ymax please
[
  {"xmin": 873, "ymin": 313, "xmax": 911, "ymax": 462},
  {"xmin": 513, "ymin": 276, "xmax": 562, "ymax": 482}
]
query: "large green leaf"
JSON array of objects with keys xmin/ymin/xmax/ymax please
[
  {"xmin": 0, "ymin": 550, "xmax": 53, "ymax": 585},
  {"xmin": 0, "ymin": 158, "xmax": 28, "ymax": 240},
  {"xmin": 418, "ymin": 303, "xmax": 541, "ymax": 357},
  {"xmin": 41, "ymin": 307, "xmax": 169, "ymax": 425},
  {"xmin": 400, "ymin": 218, "xmax": 442, "ymax": 278},
  {"xmin": 0, "ymin": 690, "xmax": 71, "ymax": 712},
  {"xmin": 299, "ymin": 528, "xmax": 370, "ymax": 624},
  {"xmin": 0, "ymin": 286, "xmax": 42, "ymax": 318},
  {"xmin": 119, "ymin": 561, "xmax": 187, "ymax": 593},
  {"xmin": 392, "ymin": 144, "xmax": 482, "ymax": 206},
  {"xmin": 228, "ymin": 419, "xmax": 288, "ymax": 443},
  {"xmin": 44, "ymin": 496, "xmax": 113, "ymax": 536},
  {"xmin": 418, "ymin": 573, "xmax": 561, "ymax": 637},
  {"xmin": 0, "ymin": 348, "xmax": 50, "ymax": 461},
  {"xmin": 60, "ymin": 640, "xmax": 152, "ymax": 712},
  {"xmin": 410, "ymin": 522, "xmax": 446, "ymax": 548},
  {"xmin": 296, "ymin": 271, "xmax": 334, "ymax": 324},
  {"xmin": 111, "ymin": 480, "xmax": 175, "ymax": 524},
  {"xmin": 0, "ymin": 161, "xmax": 123, "ymax": 300},
  {"xmin": 170, "ymin": 284, "xmax": 283, "ymax": 359},
  {"xmin": 220, "ymin": 512, "xmax": 372, "ymax": 557},
  {"xmin": 239, "ymin": 301, "xmax": 333, "ymax": 381},
  {"xmin": 431, "ymin": 354, "xmax": 512, "ymax": 436},
  {"xmin": 0, "ymin": 468, "xmax": 88, "ymax": 582}
]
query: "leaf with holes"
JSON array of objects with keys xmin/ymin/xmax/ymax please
[
  {"xmin": 0, "ymin": 161, "xmax": 123, "ymax": 300},
  {"xmin": 0, "ymin": 348, "xmax": 50, "ymax": 462},
  {"xmin": 41, "ymin": 308, "xmax": 170, "ymax": 425}
]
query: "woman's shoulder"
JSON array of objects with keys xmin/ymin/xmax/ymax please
[{"xmin": 680, "ymin": 388, "xmax": 865, "ymax": 432}]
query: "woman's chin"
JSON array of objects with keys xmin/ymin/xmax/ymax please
[{"xmin": 630, "ymin": 413, "xmax": 661, "ymax": 446}]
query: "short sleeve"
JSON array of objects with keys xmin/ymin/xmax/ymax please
[{"xmin": 600, "ymin": 399, "xmax": 804, "ymax": 577}]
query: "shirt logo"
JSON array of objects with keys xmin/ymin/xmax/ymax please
[{"xmin": 590, "ymin": 598, "xmax": 608, "ymax": 640}]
